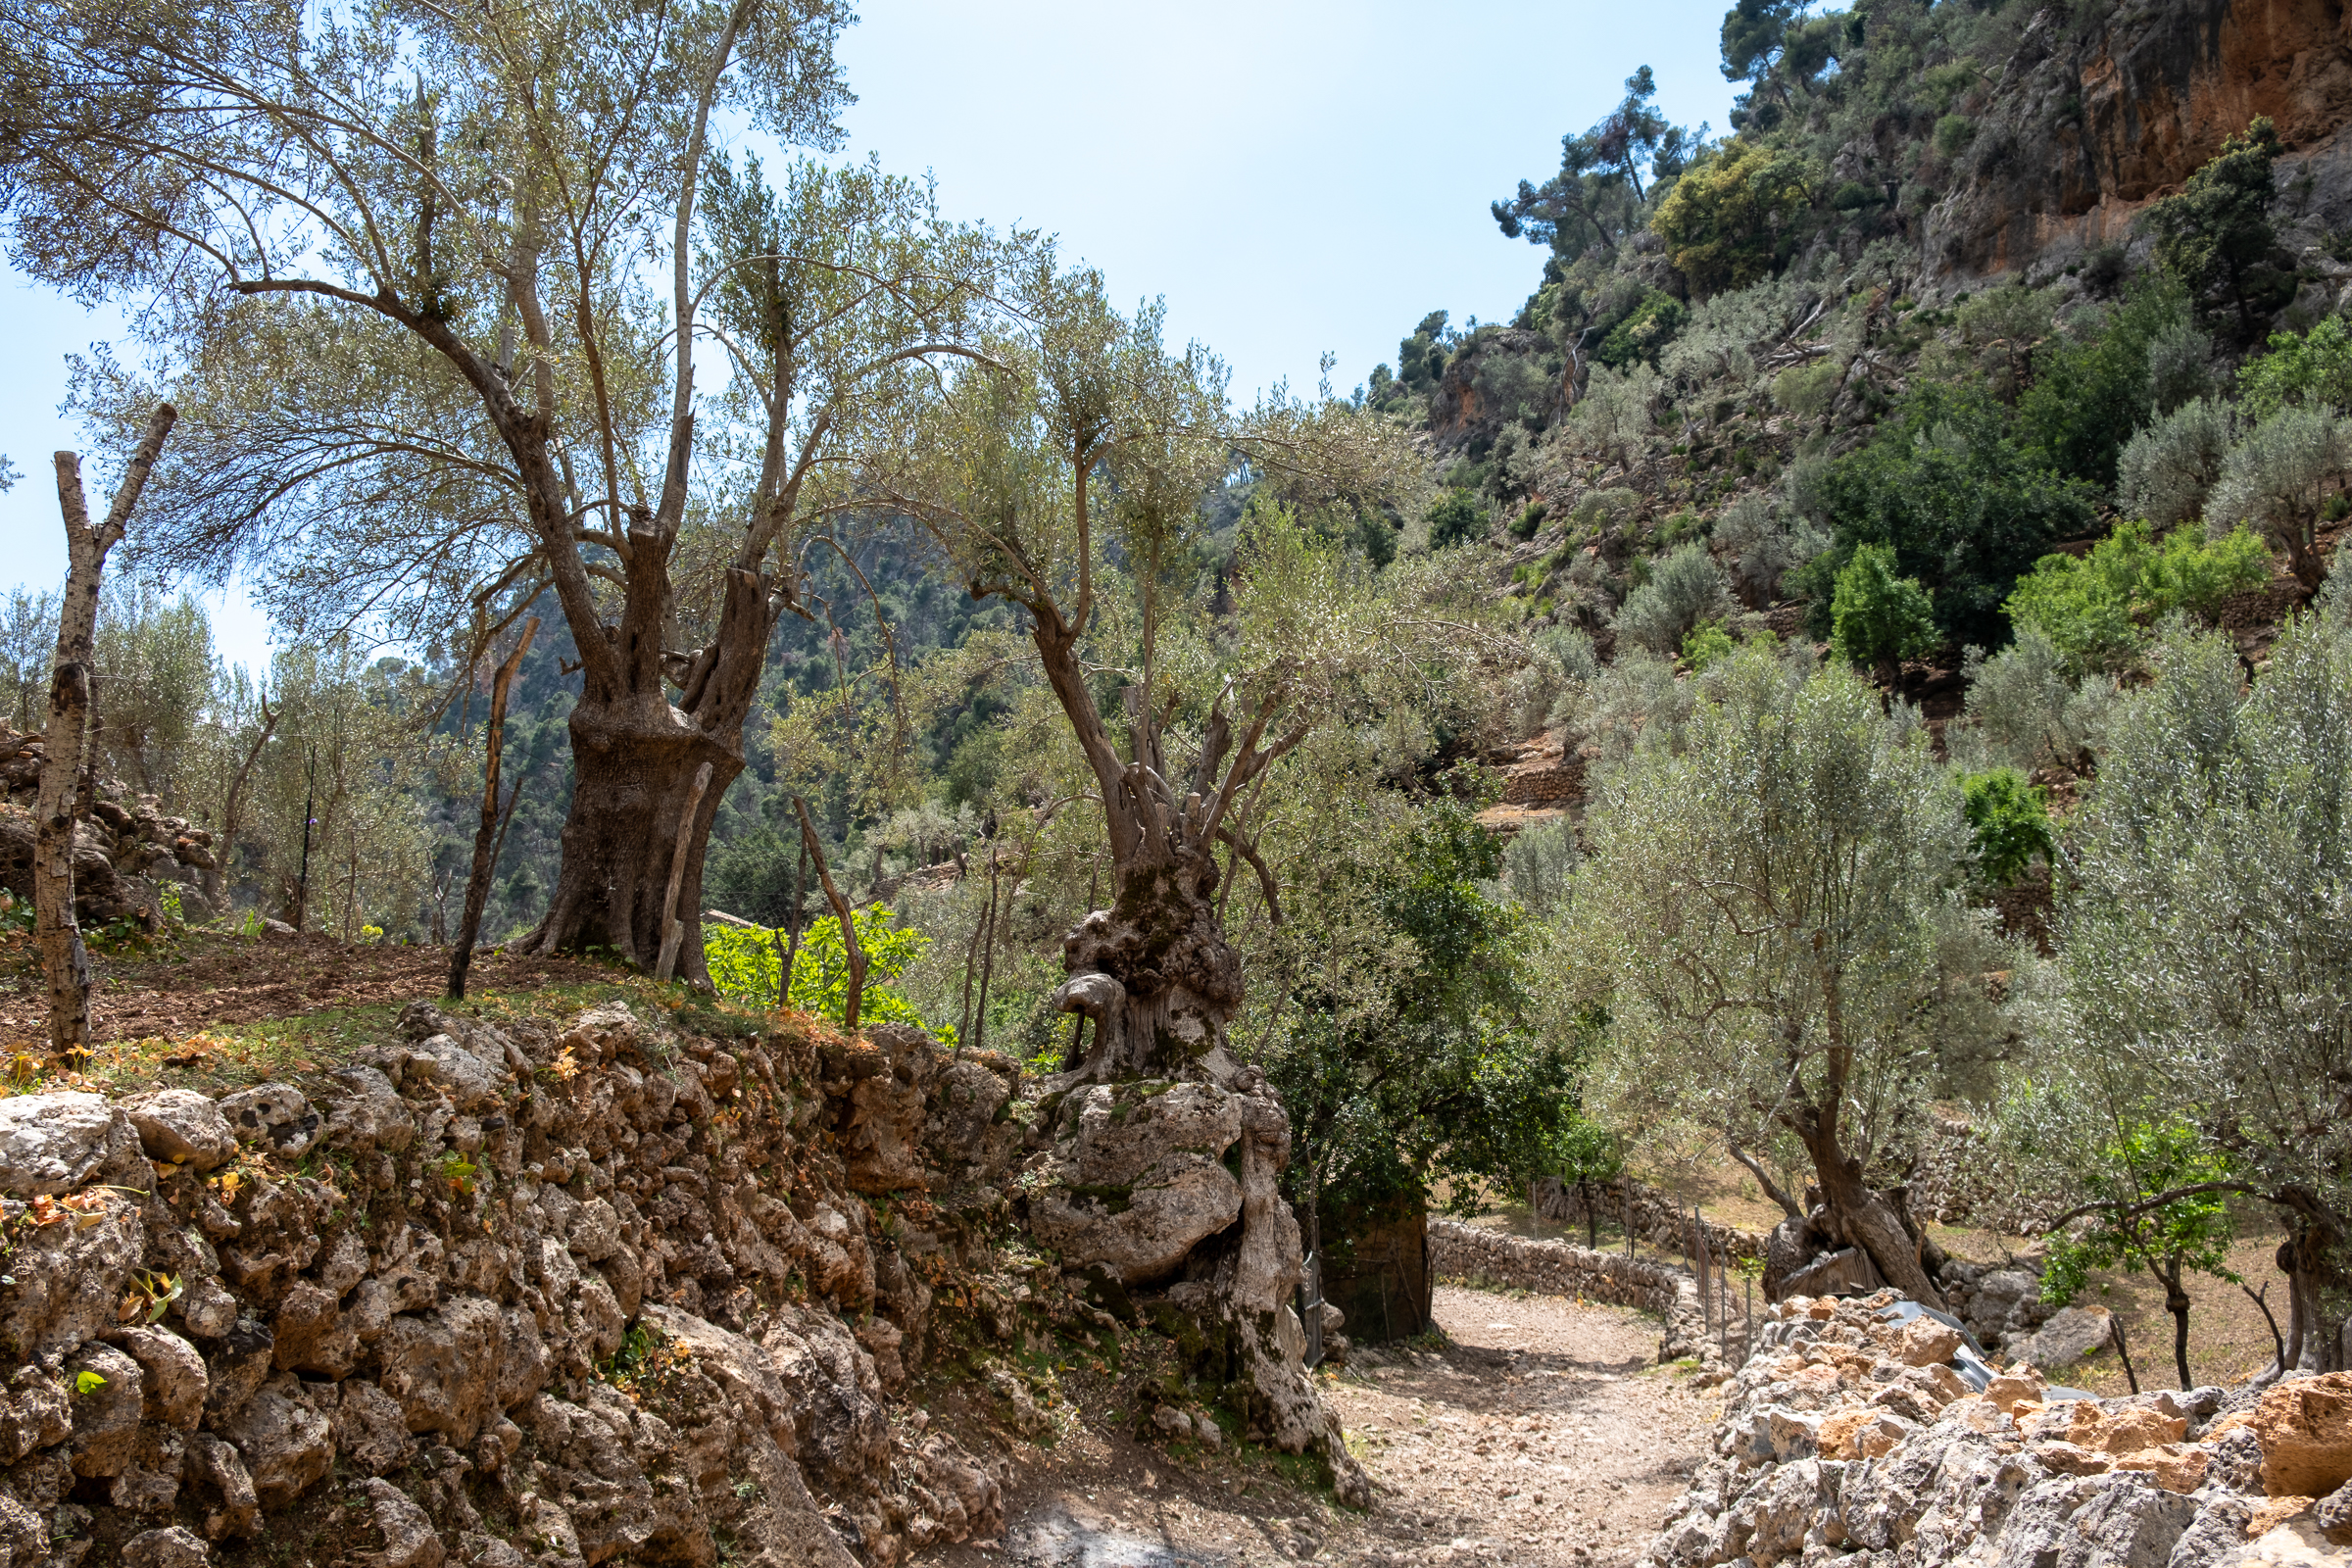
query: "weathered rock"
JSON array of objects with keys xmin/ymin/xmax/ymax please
[
  {"xmin": 119, "ymin": 1526, "xmax": 210, "ymax": 1568},
  {"xmin": 182, "ymin": 1432, "xmax": 259, "ymax": 1540},
  {"xmin": 2241, "ymin": 1371, "xmax": 2352, "ymax": 1500},
  {"xmin": 106, "ymin": 1323, "xmax": 207, "ymax": 1430},
  {"xmin": 2010, "ymin": 1304, "xmax": 2115, "ymax": 1372},
  {"xmin": 0, "ymin": 1368, "xmax": 70, "ymax": 1466},
  {"xmin": 321, "ymin": 1066, "xmax": 413, "ymax": 1152},
  {"xmin": 360, "ymin": 1478, "xmax": 445, "ymax": 1568},
  {"xmin": 64, "ymin": 1343, "xmax": 143, "ymax": 1478},
  {"xmin": 331, "ymin": 1379, "xmax": 416, "ymax": 1478},
  {"xmin": 214, "ymin": 1084, "xmax": 319, "ymax": 1157},
  {"xmin": 372, "ymin": 1297, "xmax": 546, "ymax": 1446},
  {"xmin": 1896, "ymin": 1315, "xmax": 1964, "ymax": 1367},
  {"xmin": 215, "ymin": 1373, "xmax": 332, "ymax": 1508},
  {"xmin": 0, "ymin": 1093, "xmax": 143, "ymax": 1196},
  {"xmin": 120, "ymin": 1090, "xmax": 235, "ymax": 1171},
  {"xmin": 404, "ymin": 1034, "xmax": 506, "ymax": 1113}
]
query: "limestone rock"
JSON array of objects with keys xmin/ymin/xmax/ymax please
[
  {"xmin": 64, "ymin": 1343, "xmax": 143, "ymax": 1478},
  {"xmin": 119, "ymin": 1527, "xmax": 209, "ymax": 1568},
  {"xmin": 182, "ymin": 1432, "xmax": 259, "ymax": 1541},
  {"xmin": 216, "ymin": 1373, "xmax": 332, "ymax": 1508},
  {"xmin": 360, "ymin": 1478, "xmax": 446, "ymax": 1568},
  {"xmin": 0, "ymin": 1367, "xmax": 70, "ymax": 1465},
  {"xmin": 120, "ymin": 1090, "xmax": 235, "ymax": 1171},
  {"xmin": 2246, "ymin": 1371, "xmax": 2352, "ymax": 1500},
  {"xmin": 2009, "ymin": 1304, "xmax": 2115, "ymax": 1372},
  {"xmin": 0, "ymin": 1093, "xmax": 143, "ymax": 1195},
  {"xmin": 214, "ymin": 1083, "xmax": 319, "ymax": 1157},
  {"xmin": 331, "ymin": 1379, "xmax": 416, "ymax": 1477},
  {"xmin": 320, "ymin": 1066, "xmax": 414, "ymax": 1152},
  {"xmin": 1895, "ymin": 1315, "xmax": 1963, "ymax": 1367},
  {"xmin": 106, "ymin": 1323, "xmax": 207, "ymax": 1430}
]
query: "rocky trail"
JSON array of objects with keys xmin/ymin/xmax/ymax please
[{"xmin": 943, "ymin": 1286, "xmax": 1713, "ymax": 1568}]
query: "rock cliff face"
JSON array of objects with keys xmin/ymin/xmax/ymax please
[
  {"xmin": 0, "ymin": 1003, "xmax": 1033, "ymax": 1567},
  {"xmin": 1928, "ymin": 0, "xmax": 2352, "ymax": 280}
]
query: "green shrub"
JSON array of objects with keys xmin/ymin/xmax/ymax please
[
  {"xmin": 1801, "ymin": 383, "xmax": 2095, "ymax": 648},
  {"xmin": 1959, "ymin": 768, "xmax": 2053, "ymax": 886},
  {"xmin": 1510, "ymin": 501, "xmax": 1549, "ymax": 541},
  {"xmin": 1771, "ymin": 361, "xmax": 1840, "ymax": 419},
  {"xmin": 1829, "ymin": 543, "xmax": 1936, "ymax": 682},
  {"xmin": 1681, "ymin": 618, "xmax": 1737, "ymax": 671},
  {"xmin": 703, "ymin": 905, "xmax": 946, "ymax": 1039},
  {"xmin": 1652, "ymin": 140, "xmax": 1815, "ymax": 296},
  {"xmin": 2004, "ymin": 520, "xmax": 2272, "ymax": 670},
  {"xmin": 1596, "ymin": 291, "xmax": 1690, "ymax": 368},
  {"xmin": 2237, "ymin": 314, "xmax": 2352, "ymax": 419},
  {"xmin": 1428, "ymin": 489, "xmax": 1486, "ymax": 550}
]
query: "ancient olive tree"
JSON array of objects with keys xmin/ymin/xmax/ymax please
[
  {"xmin": 885, "ymin": 269, "xmax": 1419, "ymax": 1083},
  {"xmin": 1574, "ymin": 643, "xmax": 2014, "ymax": 1307},
  {"xmin": 2034, "ymin": 612, "xmax": 2352, "ymax": 1371},
  {"xmin": 1, "ymin": 0, "xmax": 1006, "ymax": 980}
]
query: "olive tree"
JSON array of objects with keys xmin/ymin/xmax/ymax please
[
  {"xmin": 1, "ymin": 0, "xmax": 1008, "ymax": 981},
  {"xmin": 2205, "ymin": 405, "xmax": 2348, "ymax": 591},
  {"xmin": 2035, "ymin": 612, "xmax": 2352, "ymax": 1370},
  {"xmin": 884, "ymin": 269, "xmax": 1425, "ymax": 1082},
  {"xmin": 1574, "ymin": 643, "xmax": 2015, "ymax": 1306}
]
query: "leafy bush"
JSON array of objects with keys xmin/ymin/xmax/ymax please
[
  {"xmin": 1427, "ymin": 489, "xmax": 1486, "ymax": 550},
  {"xmin": 1510, "ymin": 501, "xmax": 1548, "ymax": 541},
  {"xmin": 1614, "ymin": 542, "xmax": 1731, "ymax": 655},
  {"xmin": 1596, "ymin": 290, "xmax": 1689, "ymax": 368},
  {"xmin": 1959, "ymin": 768, "xmax": 2053, "ymax": 886},
  {"xmin": 2004, "ymin": 521, "xmax": 2272, "ymax": 672},
  {"xmin": 702, "ymin": 905, "xmax": 945, "ymax": 1039},
  {"xmin": 1567, "ymin": 364, "xmax": 1660, "ymax": 467},
  {"xmin": 1829, "ymin": 543, "xmax": 1936, "ymax": 682},
  {"xmin": 1652, "ymin": 139, "xmax": 1816, "ymax": 296},
  {"xmin": 1801, "ymin": 383, "xmax": 2095, "ymax": 647},
  {"xmin": 1681, "ymin": 618, "xmax": 1737, "ymax": 671},
  {"xmin": 2015, "ymin": 276, "xmax": 2199, "ymax": 490},
  {"xmin": 1503, "ymin": 818, "xmax": 1580, "ymax": 914},
  {"xmin": 1949, "ymin": 626, "xmax": 2116, "ymax": 773},
  {"xmin": 1772, "ymin": 360, "xmax": 1841, "ymax": 419},
  {"xmin": 2237, "ymin": 314, "xmax": 2352, "ymax": 419}
]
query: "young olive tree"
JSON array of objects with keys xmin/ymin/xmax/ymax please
[
  {"xmin": 1, "ymin": 0, "xmax": 1008, "ymax": 981},
  {"xmin": 1575, "ymin": 644, "xmax": 2014, "ymax": 1307},
  {"xmin": 2039, "ymin": 612, "xmax": 2352, "ymax": 1371}
]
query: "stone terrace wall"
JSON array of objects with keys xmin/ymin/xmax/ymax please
[
  {"xmin": 1534, "ymin": 1176, "xmax": 1771, "ymax": 1266},
  {"xmin": 1428, "ymin": 1218, "xmax": 1682, "ymax": 1315},
  {"xmin": 0, "ymin": 1001, "xmax": 1030, "ymax": 1568}
]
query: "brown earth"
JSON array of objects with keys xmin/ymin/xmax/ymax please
[
  {"xmin": 931, "ymin": 1286, "xmax": 1711, "ymax": 1567},
  {"xmin": 0, "ymin": 926, "xmax": 619, "ymax": 1050}
]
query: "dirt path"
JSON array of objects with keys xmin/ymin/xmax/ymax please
[{"xmin": 939, "ymin": 1285, "xmax": 1713, "ymax": 1568}]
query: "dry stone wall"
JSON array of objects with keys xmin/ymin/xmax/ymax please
[{"xmin": 0, "ymin": 1001, "xmax": 1031, "ymax": 1568}]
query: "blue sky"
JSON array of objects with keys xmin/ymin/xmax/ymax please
[{"xmin": 1, "ymin": 0, "xmax": 1739, "ymax": 672}]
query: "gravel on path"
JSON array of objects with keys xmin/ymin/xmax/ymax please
[{"xmin": 938, "ymin": 1284, "xmax": 1714, "ymax": 1568}]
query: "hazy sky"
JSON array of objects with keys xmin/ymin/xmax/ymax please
[{"xmin": 1, "ymin": 0, "xmax": 1739, "ymax": 671}]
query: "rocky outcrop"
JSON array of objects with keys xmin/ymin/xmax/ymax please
[
  {"xmin": 0, "ymin": 720, "xmax": 214, "ymax": 927},
  {"xmin": 1636, "ymin": 1290, "xmax": 2352, "ymax": 1568},
  {"xmin": 1924, "ymin": 0, "xmax": 2352, "ymax": 281},
  {"xmin": 0, "ymin": 1001, "xmax": 1025, "ymax": 1566}
]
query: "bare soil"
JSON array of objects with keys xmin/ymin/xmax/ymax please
[
  {"xmin": 0, "ymin": 927, "xmax": 618, "ymax": 1048},
  {"xmin": 933, "ymin": 1286, "xmax": 1711, "ymax": 1568}
]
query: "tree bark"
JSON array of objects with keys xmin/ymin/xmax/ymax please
[
  {"xmin": 793, "ymin": 796, "xmax": 865, "ymax": 1029},
  {"xmin": 36, "ymin": 406, "xmax": 175, "ymax": 1058},
  {"xmin": 2157, "ymin": 1258, "xmax": 2192, "ymax": 1390},
  {"xmin": 1793, "ymin": 1110, "xmax": 1949, "ymax": 1310},
  {"xmin": 206, "ymin": 690, "xmax": 278, "ymax": 911},
  {"xmin": 450, "ymin": 618, "xmax": 537, "ymax": 1001}
]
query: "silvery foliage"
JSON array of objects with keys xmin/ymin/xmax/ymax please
[
  {"xmin": 1503, "ymin": 818, "xmax": 1580, "ymax": 915},
  {"xmin": 1945, "ymin": 625, "xmax": 2118, "ymax": 774},
  {"xmin": 2036, "ymin": 609, "xmax": 2352, "ymax": 1229},
  {"xmin": 1714, "ymin": 491, "xmax": 1829, "ymax": 602},
  {"xmin": 1659, "ymin": 276, "xmax": 1813, "ymax": 392},
  {"xmin": 1568, "ymin": 363, "xmax": 1661, "ymax": 466},
  {"xmin": 2206, "ymin": 403, "xmax": 2352, "ymax": 542},
  {"xmin": 2145, "ymin": 317, "xmax": 2217, "ymax": 415},
  {"xmin": 1508, "ymin": 625, "xmax": 1597, "ymax": 738},
  {"xmin": 1574, "ymin": 647, "xmax": 2012, "ymax": 1169},
  {"xmin": 2117, "ymin": 398, "xmax": 2234, "ymax": 530},
  {"xmin": 1612, "ymin": 542, "xmax": 1732, "ymax": 656}
]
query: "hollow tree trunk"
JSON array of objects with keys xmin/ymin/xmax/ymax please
[
  {"xmin": 2157, "ymin": 1259, "xmax": 2193, "ymax": 1390},
  {"xmin": 1051, "ymin": 840, "xmax": 1246, "ymax": 1082}
]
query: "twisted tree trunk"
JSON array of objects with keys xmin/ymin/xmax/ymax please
[{"xmin": 37, "ymin": 406, "xmax": 175, "ymax": 1057}]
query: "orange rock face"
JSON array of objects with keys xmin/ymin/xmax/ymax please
[{"xmin": 2247, "ymin": 1370, "xmax": 2352, "ymax": 1498}]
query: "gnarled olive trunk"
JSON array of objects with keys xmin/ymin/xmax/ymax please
[{"xmin": 1053, "ymin": 844, "xmax": 1245, "ymax": 1081}]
